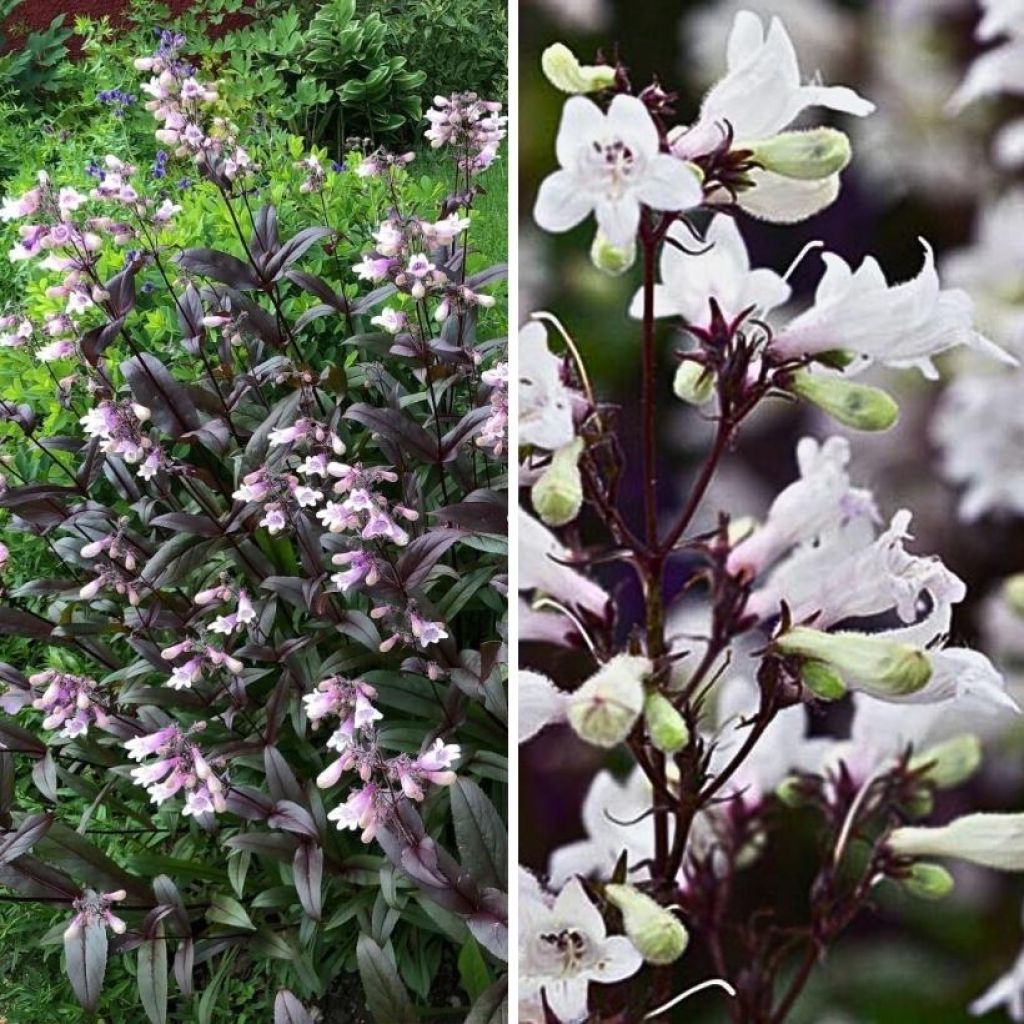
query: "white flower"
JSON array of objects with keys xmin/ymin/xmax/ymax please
[
  {"xmin": 726, "ymin": 436, "xmax": 876, "ymax": 578},
  {"xmin": 533, "ymin": 94, "xmax": 701, "ymax": 248},
  {"xmin": 519, "ymin": 320, "xmax": 575, "ymax": 450},
  {"xmin": 520, "ymin": 509, "xmax": 609, "ymax": 620},
  {"xmin": 520, "ymin": 876, "xmax": 642, "ymax": 1023},
  {"xmin": 671, "ymin": 11, "xmax": 873, "ymax": 221},
  {"xmin": 628, "ymin": 215, "xmax": 790, "ymax": 327},
  {"xmin": 888, "ymin": 812, "xmax": 1024, "ymax": 871},
  {"xmin": 747, "ymin": 510, "xmax": 966, "ymax": 628},
  {"xmin": 770, "ymin": 240, "xmax": 1014, "ymax": 378},
  {"xmin": 520, "ymin": 670, "xmax": 568, "ymax": 744},
  {"xmin": 933, "ymin": 372, "xmax": 1024, "ymax": 520}
]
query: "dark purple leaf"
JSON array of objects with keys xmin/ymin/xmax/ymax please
[
  {"xmin": 441, "ymin": 407, "xmax": 491, "ymax": 461},
  {"xmin": 120, "ymin": 353, "xmax": 201, "ymax": 438},
  {"xmin": 356, "ymin": 934, "xmax": 418, "ymax": 1024},
  {"xmin": 264, "ymin": 747, "xmax": 304, "ymax": 804},
  {"xmin": 465, "ymin": 977, "xmax": 508, "ymax": 1024},
  {"xmin": 267, "ymin": 800, "xmax": 318, "ymax": 840},
  {"xmin": 0, "ymin": 812, "xmax": 53, "ymax": 863},
  {"xmin": 352, "ymin": 282, "xmax": 397, "ymax": 314},
  {"xmin": 81, "ymin": 316, "xmax": 126, "ymax": 367},
  {"xmin": 432, "ymin": 491, "xmax": 507, "ymax": 535},
  {"xmin": 285, "ymin": 270, "xmax": 349, "ymax": 311},
  {"xmin": 397, "ymin": 529, "xmax": 463, "ymax": 588},
  {"xmin": 450, "ymin": 779, "xmax": 506, "ymax": 890},
  {"xmin": 265, "ymin": 227, "xmax": 333, "ymax": 280},
  {"xmin": 138, "ymin": 926, "xmax": 168, "ymax": 1024},
  {"xmin": 177, "ymin": 248, "xmax": 261, "ymax": 290},
  {"xmin": 0, "ymin": 608, "xmax": 55, "ymax": 640},
  {"xmin": 65, "ymin": 918, "xmax": 108, "ymax": 1012},
  {"xmin": 464, "ymin": 263, "xmax": 507, "ymax": 290},
  {"xmin": 292, "ymin": 843, "xmax": 322, "ymax": 921},
  {"xmin": 344, "ymin": 403, "xmax": 438, "ymax": 464}
]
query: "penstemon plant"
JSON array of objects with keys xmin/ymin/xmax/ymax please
[
  {"xmin": 0, "ymin": 30, "xmax": 508, "ymax": 1024},
  {"xmin": 519, "ymin": 14, "xmax": 1024, "ymax": 1024}
]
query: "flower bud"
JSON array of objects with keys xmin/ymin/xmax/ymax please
[
  {"xmin": 799, "ymin": 659, "xmax": 847, "ymax": 701},
  {"xmin": 775, "ymin": 627, "xmax": 931, "ymax": 698},
  {"xmin": 590, "ymin": 230, "xmax": 636, "ymax": 276},
  {"xmin": 605, "ymin": 884, "xmax": 689, "ymax": 965},
  {"xmin": 909, "ymin": 734, "xmax": 982, "ymax": 789},
  {"xmin": 531, "ymin": 438, "xmax": 584, "ymax": 527},
  {"xmin": 672, "ymin": 362, "xmax": 715, "ymax": 406},
  {"xmin": 567, "ymin": 654, "xmax": 649, "ymax": 748},
  {"xmin": 644, "ymin": 691, "xmax": 689, "ymax": 754},
  {"xmin": 775, "ymin": 776, "xmax": 806, "ymax": 808},
  {"xmin": 1004, "ymin": 573, "xmax": 1024, "ymax": 617},
  {"xmin": 748, "ymin": 128, "xmax": 852, "ymax": 181},
  {"xmin": 888, "ymin": 813, "xmax": 1024, "ymax": 871},
  {"xmin": 900, "ymin": 862, "xmax": 955, "ymax": 901},
  {"xmin": 541, "ymin": 43, "xmax": 616, "ymax": 94},
  {"xmin": 789, "ymin": 370, "xmax": 898, "ymax": 432}
]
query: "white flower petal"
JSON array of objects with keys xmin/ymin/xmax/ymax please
[
  {"xmin": 634, "ymin": 154, "xmax": 702, "ymax": 212},
  {"xmin": 534, "ymin": 170, "xmax": 594, "ymax": 234}
]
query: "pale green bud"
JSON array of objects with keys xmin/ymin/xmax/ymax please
[
  {"xmin": 909, "ymin": 734, "xmax": 982, "ymax": 790},
  {"xmin": 799, "ymin": 659, "xmax": 847, "ymax": 701},
  {"xmin": 904, "ymin": 789, "xmax": 934, "ymax": 819},
  {"xmin": 644, "ymin": 692, "xmax": 689, "ymax": 754},
  {"xmin": 775, "ymin": 776, "xmax": 805, "ymax": 808},
  {"xmin": 531, "ymin": 438, "xmax": 584, "ymax": 527},
  {"xmin": 541, "ymin": 43, "xmax": 617, "ymax": 94},
  {"xmin": 567, "ymin": 654, "xmax": 650, "ymax": 748},
  {"xmin": 605, "ymin": 884, "xmax": 689, "ymax": 965},
  {"xmin": 901, "ymin": 863, "xmax": 955, "ymax": 901},
  {"xmin": 673, "ymin": 362, "xmax": 715, "ymax": 405},
  {"xmin": 748, "ymin": 128, "xmax": 852, "ymax": 181},
  {"xmin": 775, "ymin": 627, "xmax": 932, "ymax": 698},
  {"xmin": 790, "ymin": 370, "xmax": 899, "ymax": 432},
  {"xmin": 590, "ymin": 230, "xmax": 636, "ymax": 276},
  {"xmin": 1004, "ymin": 573, "xmax": 1024, "ymax": 617}
]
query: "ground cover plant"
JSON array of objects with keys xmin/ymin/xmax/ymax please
[{"xmin": 0, "ymin": 14, "xmax": 508, "ymax": 1023}]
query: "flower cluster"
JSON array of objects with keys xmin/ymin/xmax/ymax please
[
  {"xmin": 31, "ymin": 670, "xmax": 111, "ymax": 739},
  {"xmin": 425, "ymin": 92, "xmax": 507, "ymax": 175},
  {"xmin": 305, "ymin": 674, "xmax": 460, "ymax": 842},
  {"xmin": 125, "ymin": 724, "xmax": 227, "ymax": 817}
]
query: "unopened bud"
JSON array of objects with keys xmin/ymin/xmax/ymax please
[
  {"xmin": 567, "ymin": 654, "xmax": 649, "ymax": 748},
  {"xmin": 605, "ymin": 884, "xmax": 689, "ymax": 965},
  {"xmin": 775, "ymin": 776, "xmax": 805, "ymax": 808},
  {"xmin": 541, "ymin": 43, "xmax": 617, "ymax": 94},
  {"xmin": 748, "ymin": 127, "xmax": 852, "ymax": 181},
  {"xmin": 799, "ymin": 659, "xmax": 847, "ymax": 701},
  {"xmin": 909, "ymin": 734, "xmax": 982, "ymax": 789},
  {"xmin": 888, "ymin": 813, "xmax": 1024, "ymax": 871},
  {"xmin": 673, "ymin": 361, "xmax": 715, "ymax": 405},
  {"xmin": 900, "ymin": 863, "xmax": 955, "ymax": 901},
  {"xmin": 775, "ymin": 627, "xmax": 931, "ymax": 698},
  {"xmin": 789, "ymin": 370, "xmax": 898, "ymax": 432},
  {"xmin": 590, "ymin": 230, "xmax": 636, "ymax": 276},
  {"xmin": 644, "ymin": 691, "xmax": 689, "ymax": 754},
  {"xmin": 531, "ymin": 437, "xmax": 584, "ymax": 527}
]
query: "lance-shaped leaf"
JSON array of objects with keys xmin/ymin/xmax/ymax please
[
  {"xmin": 450, "ymin": 779, "xmax": 506, "ymax": 890},
  {"xmin": 65, "ymin": 918, "xmax": 108, "ymax": 1012},
  {"xmin": 356, "ymin": 934, "xmax": 418, "ymax": 1024},
  {"xmin": 120, "ymin": 353, "xmax": 201, "ymax": 438},
  {"xmin": 465, "ymin": 977, "xmax": 508, "ymax": 1024},
  {"xmin": 396, "ymin": 528, "xmax": 463, "ymax": 588},
  {"xmin": 138, "ymin": 923, "xmax": 168, "ymax": 1024},
  {"xmin": 0, "ymin": 812, "xmax": 54, "ymax": 864},
  {"xmin": 177, "ymin": 248, "xmax": 261, "ymax": 290},
  {"xmin": 293, "ymin": 843, "xmax": 323, "ymax": 921},
  {"xmin": 264, "ymin": 227, "xmax": 334, "ymax": 281},
  {"xmin": 344, "ymin": 404, "xmax": 439, "ymax": 464},
  {"xmin": 274, "ymin": 990, "xmax": 315, "ymax": 1024}
]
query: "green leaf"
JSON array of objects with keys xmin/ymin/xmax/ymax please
[
  {"xmin": 458, "ymin": 935, "xmax": 491, "ymax": 1000},
  {"xmin": 207, "ymin": 894, "xmax": 256, "ymax": 931},
  {"xmin": 465, "ymin": 977, "xmax": 508, "ymax": 1024}
]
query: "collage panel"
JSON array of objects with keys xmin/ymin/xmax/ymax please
[
  {"xmin": 0, "ymin": 1, "xmax": 508, "ymax": 1021},
  {"xmin": 517, "ymin": 0, "xmax": 1024, "ymax": 1022}
]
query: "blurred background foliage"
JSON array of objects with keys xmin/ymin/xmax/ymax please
[{"xmin": 520, "ymin": 0, "xmax": 1024, "ymax": 1021}]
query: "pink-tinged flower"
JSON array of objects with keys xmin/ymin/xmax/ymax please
[
  {"xmin": 168, "ymin": 657, "xmax": 203, "ymax": 689},
  {"xmin": 406, "ymin": 253, "xmax": 435, "ymax": 279},
  {"xmin": 0, "ymin": 541, "xmax": 8, "ymax": 570},
  {"xmin": 233, "ymin": 469, "xmax": 272, "ymax": 503},
  {"xmin": 353, "ymin": 255, "xmax": 392, "ymax": 281},
  {"xmin": 361, "ymin": 509, "xmax": 408, "ymax": 546},
  {"xmin": 36, "ymin": 338, "xmax": 75, "ymax": 362},
  {"xmin": 64, "ymin": 889, "xmax": 127, "ymax": 940},
  {"xmin": 126, "ymin": 725, "xmax": 226, "ymax": 815},
  {"xmin": 410, "ymin": 612, "xmax": 448, "ymax": 646},
  {"xmin": 372, "ymin": 220, "xmax": 404, "ymax": 255},
  {"xmin": 317, "ymin": 501, "xmax": 357, "ymax": 533},
  {"xmin": 370, "ymin": 307, "xmax": 407, "ymax": 334},
  {"xmin": 292, "ymin": 485, "xmax": 323, "ymax": 508},
  {"xmin": 327, "ymin": 783, "xmax": 381, "ymax": 841},
  {"xmin": 330, "ymin": 550, "xmax": 379, "ymax": 592},
  {"xmin": 298, "ymin": 453, "xmax": 330, "ymax": 477},
  {"xmin": 0, "ymin": 187, "xmax": 41, "ymax": 222},
  {"xmin": 124, "ymin": 725, "xmax": 179, "ymax": 761},
  {"xmin": 259, "ymin": 505, "xmax": 288, "ymax": 534},
  {"xmin": 268, "ymin": 419, "xmax": 311, "ymax": 447},
  {"xmin": 31, "ymin": 670, "xmax": 110, "ymax": 739}
]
